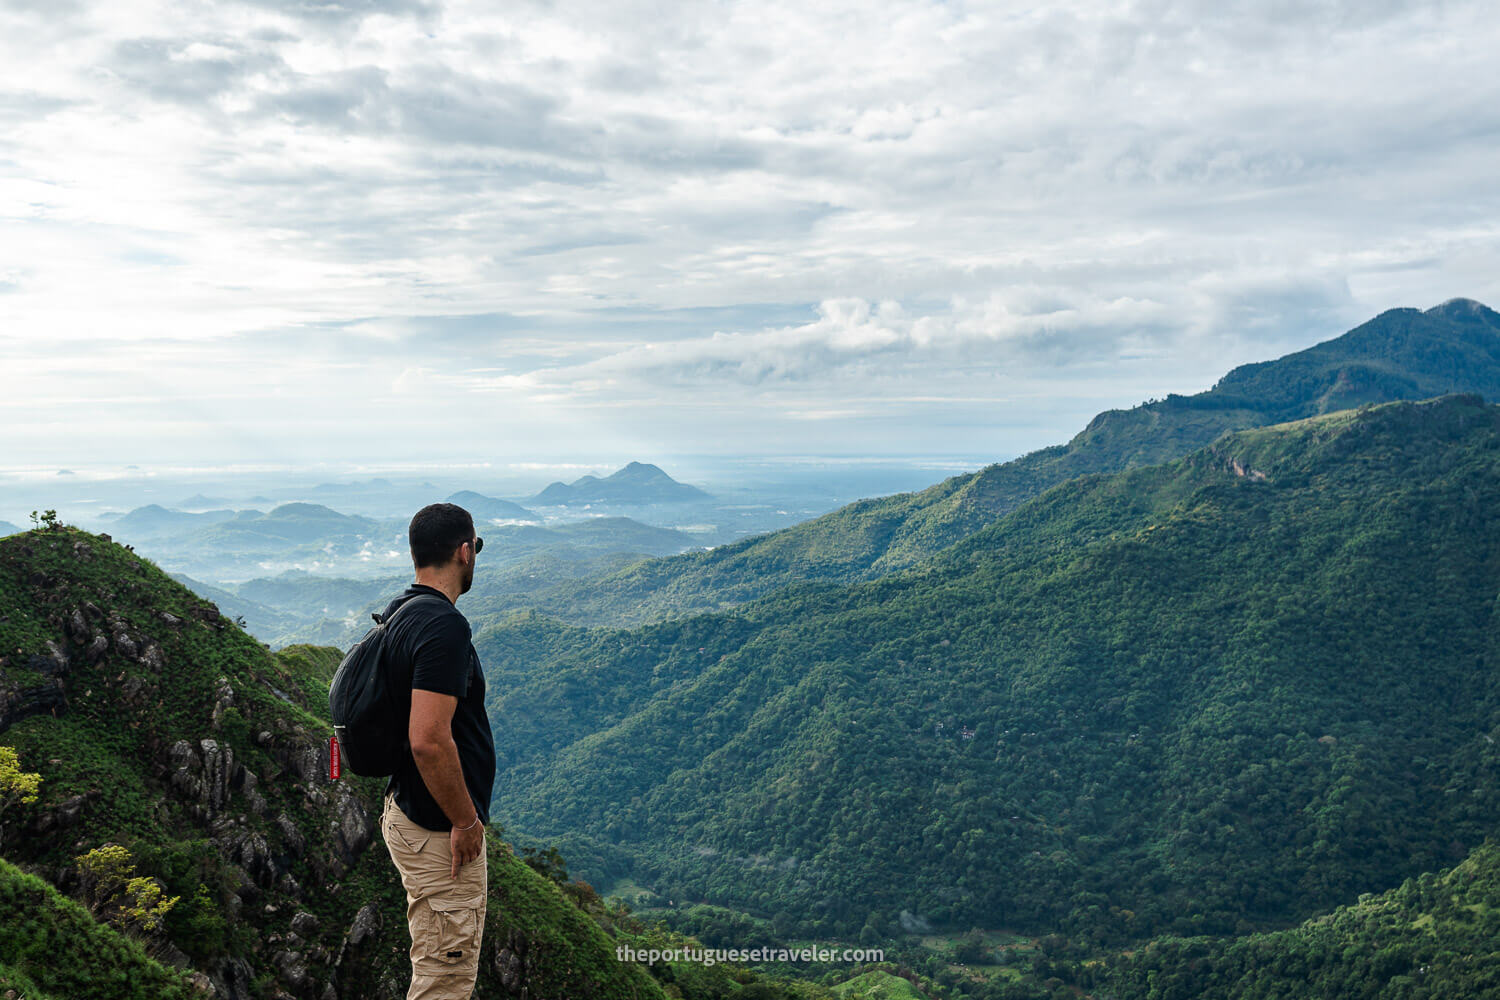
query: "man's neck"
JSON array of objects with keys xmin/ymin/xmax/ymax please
[{"xmin": 412, "ymin": 571, "xmax": 460, "ymax": 605}]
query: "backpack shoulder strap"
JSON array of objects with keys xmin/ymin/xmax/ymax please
[{"xmin": 375, "ymin": 592, "xmax": 448, "ymax": 627}]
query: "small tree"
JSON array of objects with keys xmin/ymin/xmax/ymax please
[
  {"xmin": 0, "ymin": 746, "xmax": 42, "ymax": 847},
  {"xmin": 75, "ymin": 843, "xmax": 181, "ymax": 936},
  {"xmin": 28, "ymin": 509, "xmax": 60, "ymax": 530}
]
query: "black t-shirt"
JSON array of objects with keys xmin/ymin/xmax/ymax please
[{"xmin": 380, "ymin": 584, "xmax": 495, "ymax": 832}]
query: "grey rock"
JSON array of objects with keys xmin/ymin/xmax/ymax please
[
  {"xmin": 290, "ymin": 910, "xmax": 320, "ymax": 936},
  {"xmin": 56, "ymin": 793, "xmax": 87, "ymax": 827},
  {"xmin": 0, "ymin": 673, "xmax": 67, "ymax": 737},
  {"xmin": 199, "ymin": 738, "xmax": 234, "ymax": 815},
  {"xmin": 120, "ymin": 674, "xmax": 156, "ymax": 709},
  {"xmin": 67, "ymin": 608, "xmax": 89, "ymax": 643},
  {"xmin": 335, "ymin": 901, "xmax": 384, "ymax": 972},
  {"xmin": 85, "ymin": 634, "xmax": 109, "ymax": 664},
  {"xmin": 332, "ymin": 788, "xmax": 375, "ymax": 864},
  {"xmin": 25, "ymin": 641, "xmax": 69, "ymax": 677},
  {"xmin": 112, "ymin": 630, "xmax": 138, "ymax": 660},
  {"xmin": 273, "ymin": 949, "xmax": 309, "ymax": 992},
  {"xmin": 276, "ymin": 814, "xmax": 306, "ymax": 858},
  {"xmin": 206, "ymin": 955, "xmax": 257, "ymax": 1000}
]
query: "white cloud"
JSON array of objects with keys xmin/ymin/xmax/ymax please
[{"xmin": 0, "ymin": 0, "xmax": 1497, "ymax": 469}]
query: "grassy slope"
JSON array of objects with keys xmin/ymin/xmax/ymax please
[{"xmin": 0, "ymin": 855, "xmax": 200, "ymax": 1000}]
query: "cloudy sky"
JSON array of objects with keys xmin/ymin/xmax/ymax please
[{"xmin": 2, "ymin": 0, "xmax": 1498, "ymax": 476}]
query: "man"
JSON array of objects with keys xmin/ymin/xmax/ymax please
[{"xmin": 379, "ymin": 502, "xmax": 496, "ymax": 1000}]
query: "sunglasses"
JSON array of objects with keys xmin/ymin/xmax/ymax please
[{"xmin": 469, "ymin": 536, "xmax": 484, "ymax": 555}]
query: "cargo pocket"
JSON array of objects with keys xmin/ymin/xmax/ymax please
[
  {"xmin": 385, "ymin": 812, "xmax": 432, "ymax": 855},
  {"xmin": 414, "ymin": 894, "xmax": 482, "ymax": 972}
]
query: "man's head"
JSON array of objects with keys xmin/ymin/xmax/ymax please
[{"xmin": 409, "ymin": 502, "xmax": 480, "ymax": 594}]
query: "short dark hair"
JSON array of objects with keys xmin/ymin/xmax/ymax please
[{"xmin": 409, "ymin": 503, "xmax": 476, "ymax": 569}]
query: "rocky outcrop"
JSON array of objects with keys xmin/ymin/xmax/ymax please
[
  {"xmin": 491, "ymin": 927, "xmax": 536, "ymax": 995},
  {"xmin": 331, "ymin": 785, "xmax": 375, "ymax": 869},
  {"xmin": 333, "ymin": 902, "xmax": 386, "ymax": 987},
  {"xmin": 25, "ymin": 790, "xmax": 100, "ymax": 838},
  {"xmin": 204, "ymin": 955, "xmax": 257, "ymax": 1000},
  {"xmin": 0, "ymin": 641, "xmax": 70, "ymax": 735},
  {"xmin": 210, "ymin": 676, "xmax": 235, "ymax": 732}
]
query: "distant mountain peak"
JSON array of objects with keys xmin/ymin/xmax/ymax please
[
  {"xmin": 527, "ymin": 462, "xmax": 711, "ymax": 506},
  {"xmin": 1425, "ymin": 297, "xmax": 1500, "ymax": 324}
]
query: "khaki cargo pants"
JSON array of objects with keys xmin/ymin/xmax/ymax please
[{"xmin": 381, "ymin": 791, "xmax": 488, "ymax": 1000}]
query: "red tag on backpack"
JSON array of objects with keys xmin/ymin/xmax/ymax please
[{"xmin": 330, "ymin": 735, "xmax": 341, "ymax": 780}]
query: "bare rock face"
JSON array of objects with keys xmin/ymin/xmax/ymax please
[
  {"xmin": 273, "ymin": 948, "xmax": 310, "ymax": 992},
  {"xmin": 24, "ymin": 790, "xmax": 101, "ymax": 840},
  {"xmin": 206, "ymin": 955, "xmax": 257, "ymax": 1000},
  {"xmin": 168, "ymin": 738, "xmax": 250, "ymax": 822},
  {"xmin": 348, "ymin": 903, "xmax": 382, "ymax": 946},
  {"xmin": 169, "ymin": 739, "xmax": 204, "ymax": 802},
  {"xmin": 220, "ymin": 825, "xmax": 279, "ymax": 891},
  {"xmin": 112, "ymin": 628, "xmax": 139, "ymax": 660},
  {"xmin": 491, "ymin": 928, "xmax": 533, "ymax": 995},
  {"xmin": 140, "ymin": 642, "xmax": 165, "ymax": 672},
  {"xmin": 331, "ymin": 786, "xmax": 375, "ymax": 866},
  {"xmin": 28, "ymin": 641, "xmax": 69, "ymax": 678},
  {"xmin": 211, "ymin": 676, "xmax": 235, "ymax": 731},
  {"xmin": 238, "ymin": 768, "xmax": 267, "ymax": 817},
  {"xmin": 275, "ymin": 814, "xmax": 306, "ymax": 859},
  {"xmin": 85, "ymin": 634, "xmax": 109, "ymax": 664},
  {"xmin": 0, "ymin": 646, "xmax": 69, "ymax": 736},
  {"xmin": 334, "ymin": 901, "xmax": 385, "ymax": 976},
  {"xmin": 67, "ymin": 608, "xmax": 89, "ymax": 643},
  {"xmin": 200, "ymin": 739, "xmax": 235, "ymax": 815}
]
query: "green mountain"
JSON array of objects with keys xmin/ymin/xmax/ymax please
[
  {"xmin": 0, "ymin": 526, "xmax": 669, "ymax": 999},
  {"xmin": 483, "ymin": 394, "xmax": 1500, "ymax": 946},
  {"xmin": 490, "ymin": 299, "xmax": 1500, "ymax": 627},
  {"xmin": 1103, "ymin": 836, "xmax": 1500, "ymax": 999}
]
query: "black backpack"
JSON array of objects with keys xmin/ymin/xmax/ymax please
[{"xmin": 329, "ymin": 594, "xmax": 444, "ymax": 777}]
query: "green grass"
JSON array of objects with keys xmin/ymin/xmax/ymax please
[{"xmin": 0, "ymin": 855, "xmax": 199, "ymax": 1000}]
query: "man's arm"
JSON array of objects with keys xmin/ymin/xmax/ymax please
[
  {"xmin": 410, "ymin": 689, "xmax": 484, "ymax": 876},
  {"xmin": 409, "ymin": 689, "xmax": 478, "ymax": 827}
]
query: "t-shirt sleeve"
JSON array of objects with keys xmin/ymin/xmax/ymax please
[{"xmin": 409, "ymin": 612, "xmax": 472, "ymax": 698}]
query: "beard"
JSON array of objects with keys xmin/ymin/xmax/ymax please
[{"xmin": 460, "ymin": 561, "xmax": 474, "ymax": 594}]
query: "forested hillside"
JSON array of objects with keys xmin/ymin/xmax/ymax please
[
  {"xmin": 1103, "ymin": 836, "xmax": 1500, "ymax": 999},
  {"xmin": 484, "ymin": 394, "xmax": 1500, "ymax": 946}
]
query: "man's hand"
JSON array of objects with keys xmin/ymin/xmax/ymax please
[{"xmin": 450, "ymin": 820, "xmax": 484, "ymax": 877}]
